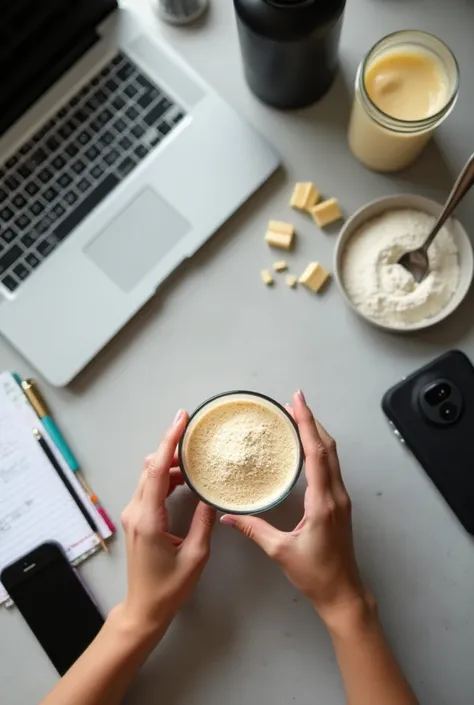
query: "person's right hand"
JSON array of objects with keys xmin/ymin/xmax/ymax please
[{"xmin": 221, "ymin": 390, "xmax": 371, "ymax": 627}]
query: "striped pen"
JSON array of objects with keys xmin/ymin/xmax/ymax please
[{"xmin": 21, "ymin": 378, "xmax": 116, "ymax": 533}]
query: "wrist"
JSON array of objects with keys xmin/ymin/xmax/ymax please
[
  {"xmin": 108, "ymin": 603, "xmax": 172, "ymax": 653},
  {"xmin": 315, "ymin": 593, "xmax": 379, "ymax": 641}
]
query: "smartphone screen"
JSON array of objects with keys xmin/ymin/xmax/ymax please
[{"xmin": 1, "ymin": 542, "xmax": 104, "ymax": 675}]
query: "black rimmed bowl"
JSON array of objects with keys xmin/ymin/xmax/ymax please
[{"xmin": 178, "ymin": 391, "xmax": 303, "ymax": 515}]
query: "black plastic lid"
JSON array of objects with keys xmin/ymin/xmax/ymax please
[{"xmin": 234, "ymin": 0, "xmax": 346, "ymax": 41}]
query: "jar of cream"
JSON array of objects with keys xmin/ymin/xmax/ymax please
[{"xmin": 348, "ymin": 30, "xmax": 459, "ymax": 172}]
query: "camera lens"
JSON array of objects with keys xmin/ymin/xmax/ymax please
[
  {"xmin": 439, "ymin": 402, "xmax": 458, "ymax": 422},
  {"xmin": 425, "ymin": 382, "xmax": 451, "ymax": 406}
]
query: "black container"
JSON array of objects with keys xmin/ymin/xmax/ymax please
[{"xmin": 233, "ymin": 0, "xmax": 346, "ymax": 109}]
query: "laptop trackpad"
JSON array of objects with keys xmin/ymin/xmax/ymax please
[{"xmin": 85, "ymin": 188, "xmax": 191, "ymax": 292}]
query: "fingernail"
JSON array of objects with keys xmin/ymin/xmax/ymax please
[
  {"xmin": 285, "ymin": 403, "xmax": 292, "ymax": 411},
  {"xmin": 297, "ymin": 389, "xmax": 306, "ymax": 404},
  {"xmin": 220, "ymin": 515, "xmax": 236, "ymax": 527},
  {"xmin": 173, "ymin": 409, "xmax": 185, "ymax": 426}
]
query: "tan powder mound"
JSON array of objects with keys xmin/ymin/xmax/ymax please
[{"xmin": 184, "ymin": 400, "xmax": 298, "ymax": 509}]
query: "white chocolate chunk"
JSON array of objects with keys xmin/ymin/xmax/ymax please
[
  {"xmin": 260, "ymin": 269, "xmax": 274, "ymax": 286},
  {"xmin": 290, "ymin": 182, "xmax": 321, "ymax": 211},
  {"xmin": 298, "ymin": 262, "xmax": 330, "ymax": 292},
  {"xmin": 265, "ymin": 221, "xmax": 295, "ymax": 250},
  {"xmin": 273, "ymin": 260, "xmax": 288, "ymax": 272},
  {"xmin": 285, "ymin": 274, "xmax": 297, "ymax": 288},
  {"xmin": 311, "ymin": 198, "xmax": 343, "ymax": 228}
]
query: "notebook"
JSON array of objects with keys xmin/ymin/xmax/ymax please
[{"xmin": 0, "ymin": 372, "xmax": 112, "ymax": 605}]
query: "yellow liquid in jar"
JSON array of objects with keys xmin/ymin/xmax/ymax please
[{"xmin": 365, "ymin": 49, "xmax": 449, "ymax": 121}]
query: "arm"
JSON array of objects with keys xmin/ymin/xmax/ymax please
[
  {"xmin": 41, "ymin": 410, "xmax": 215, "ymax": 705},
  {"xmin": 221, "ymin": 391, "xmax": 417, "ymax": 705}
]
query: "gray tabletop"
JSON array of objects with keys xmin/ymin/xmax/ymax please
[{"xmin": 1, "ymin": 1, "xmax": 474, "ymax": 703}]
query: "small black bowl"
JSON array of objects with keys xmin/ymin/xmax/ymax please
[{"xmin": 178, "ymin": 390, "xmax": 303, "ymax": 515}]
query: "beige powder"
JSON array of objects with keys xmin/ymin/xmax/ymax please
[{"xmin": 184, "ymin": 400, "xmax": 298, "ymax": 510}]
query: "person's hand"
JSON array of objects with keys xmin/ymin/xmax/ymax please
[
  {"xmin": 119, "ymin": 410, "xmax": 216, "ymax": 641},
  {"xmin": 221, "ymin": 391, "xmax": 370, "ymax": 627}
]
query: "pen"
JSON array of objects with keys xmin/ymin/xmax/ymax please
[
  {"xmin": 33, "ymin": 429, "xmax": 108, "ymax": 554},
  {"xmin": 21, "ymin": 379, "xmax": 116, "ymax": 533}
]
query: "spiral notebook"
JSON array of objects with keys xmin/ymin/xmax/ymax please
[{"xmin": 0, "ymin": 372, "xmax": 112, "ymax": 605}]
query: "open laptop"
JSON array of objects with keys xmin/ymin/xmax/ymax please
[{"xmin": 0, "ymin": 1, "xmax": 279, "ymax": 386}]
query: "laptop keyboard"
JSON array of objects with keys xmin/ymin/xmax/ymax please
[{"xmin": 0, "ymin": 52, "xmax": 185, "ymax": 293}]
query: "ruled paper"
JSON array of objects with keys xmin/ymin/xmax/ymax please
[{"xmin": 0, "ymin": 372, "xmax": 111, "ymax": 604}]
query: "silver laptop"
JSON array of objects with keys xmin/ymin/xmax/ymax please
[{"xmin": 0, "ymin": 1, "xmax": 278, "ymax": 386}]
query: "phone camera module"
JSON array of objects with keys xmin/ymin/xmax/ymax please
[
  {"xmin": 418, "ymin": 378, "xmax": 462, "ymax": 426},
  {"xmin": 424, "ymin": 382, "xmax": 451, "ymax": 406}
]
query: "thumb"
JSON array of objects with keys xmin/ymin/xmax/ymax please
[
  {"xmin": 181, "ymin": 502, "xmax": 216, "ymax": 562},
  {"xmin": 221, "ymin": 514, "xmax": 283, "ymax": 557}
]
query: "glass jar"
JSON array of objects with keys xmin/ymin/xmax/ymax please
[
  {"xmin": 348, "ymin": 30, "xmax": 459, "ymax": 173},
  {"xmin": 154, "ymin": 0, "xmax": 209, "ymax": 25}
]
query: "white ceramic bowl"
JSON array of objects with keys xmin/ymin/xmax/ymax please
[{"xmin": 334, "ymin": 194, "xmax": 473, "ymax": 332}]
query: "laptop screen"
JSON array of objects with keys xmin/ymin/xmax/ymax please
[{"xmin": 0, "ymin": 0, "xmax": 117, "ymax": 137}]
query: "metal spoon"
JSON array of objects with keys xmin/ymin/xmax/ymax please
[{"xmin": 397, "ymin": 153, "xmax": 474, "ymax": 283}]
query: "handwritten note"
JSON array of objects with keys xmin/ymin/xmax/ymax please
[{"xmin": 0, "ymin": 373, "xmax": 111, "ymax": 604}]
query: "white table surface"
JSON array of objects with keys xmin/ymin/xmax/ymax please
[{"xmin": 1, "ymin": 1, "xmax": 474, "ymax": 703}]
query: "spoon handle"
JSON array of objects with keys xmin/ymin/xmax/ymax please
[{"xmin": 423, "ymin": 153, "xmax": 474, "ymax": 252}]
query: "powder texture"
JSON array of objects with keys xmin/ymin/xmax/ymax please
[
  {"xmin": 184, "ymin": 400, "xmax": 298, "ymax": 510},
  {"xmin": 342, "ymin": 209, "xmax": 459, "ymax": 328}
]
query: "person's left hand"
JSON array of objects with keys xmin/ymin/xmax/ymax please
[{"xmin": 119, "ymin": 410, "xmax": 216, "ymax": 641}]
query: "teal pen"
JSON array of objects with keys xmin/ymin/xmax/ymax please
[{"xmin": 19, "ymin": 378, "xmax": 116, "ymax": 533}]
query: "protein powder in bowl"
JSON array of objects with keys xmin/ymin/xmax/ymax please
[
  {"xmin": 179, "ymin": 391, "xmax": 303, "ymax": 515},
  {"xmin": 334, "ymin": 194, "xmax": 474, "ymax": 332}
]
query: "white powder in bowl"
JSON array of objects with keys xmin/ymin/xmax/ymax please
[
  {"xmin": 183, "ymin": 399, "xmax": 299, "ymax": 511},
  {"xmin": 342, "ymin": 209, "xmax": 460, "ymax": 328}
]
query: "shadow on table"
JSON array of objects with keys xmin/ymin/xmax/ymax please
[{"xmin": 288, "ymin": 69, "xmax": 352, "ymax": 135}]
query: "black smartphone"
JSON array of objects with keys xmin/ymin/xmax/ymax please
[
  {"xmin": 1, "ymin": 541, "xmax": 104, "ymax": 675},
  {"xmin": 382, "ymin": 349, "xmax": 474, "ymax": 535}
]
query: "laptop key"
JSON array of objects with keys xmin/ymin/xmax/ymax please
[
  {"xmin": 44, "ymin": 187, "xmax": 58, "ymax": 203},
  {"xmin": 13, "ymin": 194, "xmax": 27, "ymax": 209},
  {"xmin": 0, "ymin": 188, "xmax": 7, "ymax": 203},
  {"xmin": 78, "ymin": 130, "xmax": 92, "ymax": 146},
  {"xmin": 77, "ymin": 178, "xmax": 91, "ymax": 193},
  {"xmin": 131, "ymin": 125, "xmax": 145, "ymax": 139},
  {"xmin": 54, "ymin": 174, "xmax": 119, "ymax": 241},
  {"xmin": 138, "ymin": 93, "xmax": 154, "ymax": 110},
  {"xmin": 52, "ymin": 155, "xmax": 66, "ymax": 170},
  {"xmin": 124, "ymin": 84, "xmax": 138, "ymax": 98},
  {"xmin": 37, "ymin": 237, "xmax": 57, "ymax": 258},
  {"xmin": 112, "ymin": 96, "xmax": 126, "ymax": 111},
  {"xmin": 117, "ymin": 63, "xmax": 135, "ymax": 82},
  {"xmin": 13, "ymin": 263, "xmax": 29, "ymax": 281},
  {"xmin": 64, "ymin": 191, "xmax": 78, "ymax": 206},
  {"xmin": 113, "ymin": 118, "xmax": 127, "ymax": 133},
  {"xmin": 1, "ymin": 275, "xmax": 18, "ymax": 292},
  {"xmin": 21, "ymin": 233, "xmax": 36, "ymax": 248},
  {"xmin": 72, "ymin": 160, "xmax": 86, "ymax": 175},
  {"xmin": 5, "ymin": 175, "xmax": 20, "ymax": 192},
  {"xmin": 18, "ymin": 163, "xmax": 32, "ymax": 179},
  {"xmin": 91, "ymin": 165, "xmax": 104, "ymax": 180},
  {"xmin": 117, "ymin": 157, "xmax": 136, "ymax": 177},
  {"xmin": 99, "ymin": 131, "xmax": 114, "ymax": 147},
  {"xmin": 58, "ymin": 173, "xmax": 73, "ymax": 189},
  {"xmin": 136, "ymin": 75, "xmax": 155, "ymax": 92},
  {"xmin": 66, "ymin": 143, "xmax": 79, "ymax": 158},
  {"xmin": 1, "ymin": 228, "xmax": 16, "ymax": 244},
  {"xmin": 30, "ymin": 201, "xmax": 45, "ymax": 216},
  {"xmin": 119, "ymin": 136, "xmax": 133, "ymax": 150},
  {"xmin": 38, "ymin": 168, "xmax": 53, "ymax": 183},
  {"xmin": 16, "ymin": 215, "xmax": 31, "ymax": 230},
  {"xmin": 46, "ymin": 136, "xmax": 60, "ymax": 152},
  {"xmin": 135, "ymin": 145, "xmax": 148, "ymax": 160},
  {"xmin": 1, "ymin": 206, "xmax": 14, "ymax": 222},
  {"xmin": 25, "ymin": 181, "xmax": 40, "ymax": 196},
  {"xmin": 25, "ymin": 252, "xmax": 40, "ymax": 269},
  {"xmin": 85, "ymin": 145, "xmax": 100, "ymax": 161},
  {"xmin": 0, "ymin": 244, "xmax": 22, "ymax": 274},
  {"xmin": 144, "ymin": 100, "xmax": 169, "ymax": 126},
  {"xmin": 126, "ymin": 107, "xmax": 139, "ymax": 121},
  {"xmin": 53, "ymin": 203, "xmax": 66, "ymax": 218},
  {"xmin": 104, "ymin": 149, "xmax": 119, "ymax": 166},
  {"xmin": 5, "ymin": 155, "xmax": 18, "ymax": 169},
  {"xmin": 158, "ymin": 122, "xmax": 171, "ymax": 136}
]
